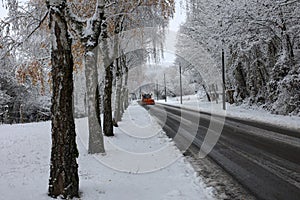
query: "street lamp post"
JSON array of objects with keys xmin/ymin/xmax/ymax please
[
  {"xmin": 156, "ymin": 80, "xmax": 159, "ymax": 100},
  {"xmin": 220, "ymin": 19, "xmax": 226, "ymax": 111},
  {"xmin": 164, "ymin": 73, "xmax": 167, "ymax": 102},
  {"xmin": 179, "ymin": 63, "xmax": 183, "ymax": 104},
  {"xmin": 222, "ymin": 49, "xmax": 226, "ymax": 110}
]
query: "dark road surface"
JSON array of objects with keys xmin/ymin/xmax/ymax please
[{"xmin": 145, "ymin": 103, "xmax": 300, "ymax": 200}]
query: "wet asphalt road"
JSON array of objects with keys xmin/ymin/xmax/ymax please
[{"xmin": 145, "ymin": 103, "xmax": 300, "ymax": 200}]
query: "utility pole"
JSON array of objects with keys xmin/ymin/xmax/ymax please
[
  {"xmin": 139, "ymin": 88, "xmax": 142, "ymax": 99},
  {"xmin": 156, "ymin": 80, "xmax": 159, "ymax": 100},
  {"xmin": 179, "ymin": 62, "xmax": 183, "ymax": 104},
  {"xmin": 164, "ymin": 73, "xmax": 167, "ymax": 102},
  {"xmin": 222, "ymin": 49, "xmax": 226, "ymax": 110}
]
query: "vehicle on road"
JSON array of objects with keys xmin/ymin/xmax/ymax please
[{"xmin": 141, "ymin": 93, "xmax": 155, "ymax": 105}]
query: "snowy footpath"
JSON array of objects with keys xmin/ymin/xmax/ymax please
[{"xmin": 0, "ymin": 103, "xmax": 214, "ymax": 200}]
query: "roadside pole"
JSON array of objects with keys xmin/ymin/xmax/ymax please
[
  {"xmin": 179, "ymin": 63, "xmax": 183, "ymax": 104},
  {"xmin": 222, "ymin": 49, "xmax": 226, "ymax": 110},
  {"xmin": 164, "ymin": 73, "xmax": 167, "ymax": 102},
  {"xmin": 156, "ymin": 80, "xmax": 158, "ymax": 100}
]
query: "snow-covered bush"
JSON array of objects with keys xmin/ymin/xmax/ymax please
[{"xmin": 269, "ymin": 65, "xmax": 300, "ymax": 115}]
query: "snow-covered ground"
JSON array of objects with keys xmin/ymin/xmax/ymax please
[
  {"xmin": 158, "ymin": 94, "xmax": 300, "ymax": 131},
  {"xmin": 0, "ymin": 103, "xmax": 214, "ymax": 200}
]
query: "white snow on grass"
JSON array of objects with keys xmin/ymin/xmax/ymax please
[
  {"xmin": 0, "ymin": 122, "xmax": 51, "ymax": 199},
  {"xmin": 158, "ymin": 95, "xmax": 300, "ymax": 131},
  {"xmin": 0, "ymin": 104, "xmax": 215, "ymax": 200}
]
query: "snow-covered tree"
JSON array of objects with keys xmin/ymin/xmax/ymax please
[
  {"xmin": 0, "ymin": 0, "xmax": 51, "ymax": 123},
  {"xmin": 176, "ymin": 0, "xmax": 300, "ymax": 115}
]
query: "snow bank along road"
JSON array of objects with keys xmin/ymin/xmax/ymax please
[{"xmin": 145, "ymin": 103, "xmax": 300, "ymax": 200}]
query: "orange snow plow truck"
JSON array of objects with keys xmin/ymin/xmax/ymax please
[{"xmin": 141, "ymin": 93, "xmax": 155, "ymax": 105}]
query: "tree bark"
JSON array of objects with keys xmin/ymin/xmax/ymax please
[
  {"xmin": 280, "ymin": 12, "xmax": 294, "ymax": 62},
  {"xmin": 84, "ymin": 49, "xmax": 105, "ymax": 153},
  {"xmin": 113, "ymin": 57, "xmax": 122, "ymax": 123},
  {"xmin": 48, "ymin": 1, "xmax": 79, "ymax": 198},
  {"xmin": 103, "ymin": 63, "xmax": 114, "ymax": 136},
  {"xmin": 73, "ymin": 1, "xmax": 106, "ymax": 154},
  {"xmin": 202, "ymin": 84, "xmax": 211, "ymax": 102},
  {"xmin": 122, "ymin": 56, "xmax": 129, "ymax": 111},
  {"xmin": 101, "ymin": 13, "xmax": 114, "ymax": 137}
]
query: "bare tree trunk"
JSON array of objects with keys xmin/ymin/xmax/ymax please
[
  {"xmin": 101, "ymin": 13, "xmax": 114, "ymax": 136},
  {"xmin": 202, "ymin": 84, "xmax": 211, "ymax": 102},
  {"xmin": 113, "ymin": 57, "xmax": 122, "ymax": 123},
  {"xmin": 103, "ymin": 63, "xmax": 114, "ymax": 136},
  {"xmin": 120, "ymin": 88, "xmax": 125, "ymax": 115},
  {"xmin": 280, "ymin": 12, "xmax": 294, "ymax": 62},
  {"xmin": 122, "ymin": 57, "xmax": 129, "ymax": 111},
  {"xmin": 124, "ymin": 87, "xmax": 129, "ymax": 110},
  {"xmin": 48, "ymin": 1, "xmax": 79, "ymax": 198},
  {"xmin": 84, "ymin": 49, "xmax": 105, "ymax": 153},
  {"xmin": 72, "ymin": 0, "xmax": 106, "ymax": 153}
]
